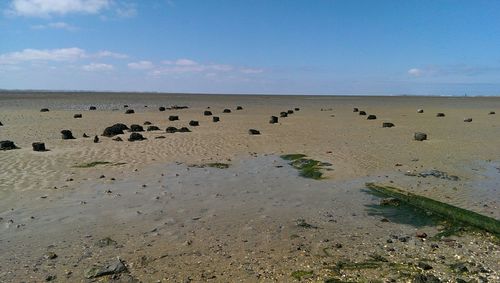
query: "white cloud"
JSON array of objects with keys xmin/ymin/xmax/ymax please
[
  {"xmin": 408, "ymin": 68, "xmax": 422, "ymax": 77},
  {"xmin": 0, "ymin": 47, "xmax": 128, "ymax": 65},
  {"xmin": 128, "ymin": 60, "xmax": 154, "ymax": 70},
  {"xmin": 173, "ymin": 58, "xmax": 197, "ymax": 66},
  {"xmin": 82, "ymin": 62, "xmax": 113, "ymax": 71},
  {"xmin": 8, "ymin": 0, "xmax": 111, "ymax": 17},
  {"xmin": 240, "ymin": 68, "xmax": 263, "ymax": 74},
  {"xmin": 31, "ymin": 21, "xmax": 77, "ymax": 31},
  {"xmin": 153, "ymin": 58, "xmax": 237, "ymax": 75}
]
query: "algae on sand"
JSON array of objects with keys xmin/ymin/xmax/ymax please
[
  {"xmin": 280, "ymin": 154, "xmax": 330, "ymax": 179},
  {"xmin": 365, "ymin": 183, "xmax": 500, "ymax": 237}
]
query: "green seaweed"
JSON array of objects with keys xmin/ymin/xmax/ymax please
[
  {"xmin": 365, "ymin": 183, "xmax": 500, "ymax": 237},
  {"xmin": 73, "ymin": 161, "xmax": 111, "ymax": 168},
  {"xmin": 291, "ymin": 270, "xmax": 313, "ymax": 280},
  {"xmin": 281, "ymin": 154, "xmax": 330, "ymax": 179}
]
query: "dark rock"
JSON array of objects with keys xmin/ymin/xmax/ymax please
[
  {"xmin": 204, "ymin": 111, "xmax": 212, "ymax": 116},
  {"xmin": 248, "ymin": 129, "xmax": 260, "ymax": 135},
  {"xmin": 159, "ymin": 106, "xmax": 166, "ymax": 111},
  {"xmin": 178, "ymin": 127, "xmax": 191, "ymax": 132},
  {"xmin": 382, "ymin": 122, "xmax": 395, "ymax": 128},
  {"xmin": 0, "ymin": 121, "xmax": 2, "ymax": 126},
  {"xmin": 43, "ymin": 252, "xmax": 58, "ymax": 260},
  {"xmin": 40, "ymin": 108, "xmax": 50, "ymax": 112},
  {"xmin": 436, "ymin": 113, "xmax": 445, "ymax": 117},
  {"xmin": 89, "ymin": 106, "xmax": 97, "ymax": 110},
  {"xmin": 61, "ymin": 130, "xmax": 75, "ymax": 140},
  {"xmin": 280, "ymin": 112, "xmax": 288, "ymax": 117},
  {"xmin": 353, "ymin": 108, "xmax": 359, "ymax": 112},
  {"xmin": 147, "ymin": 126, "xmax": 160, "ymax": 131},
  {"xmin": 124, "ymin": 105, "xmax": 129, "ymax": 108},
  {"xmin": 168, "ymin": 115, "xmax": 179, "ymax": 121},
  {"xmin": 418, "ymin": 262, "xmax": 433, "ymax": 270},
  {"xmin": 223, "ymin": 109, "xmax": 231, "ymax": 113},
  {"xmin": 93, "ymin": 136, "xmax": 99, "ymax": 143},
  {"xmin": 155, "ymin": 136, "xmax": 166, "ymax": 139},
  {"xmin": 416, "ymin": 231, "xmax": 427, "ymax": 238},
  {"xmin": 450, "ymin": 263, "xmax": 468, "ymax": 273},
  {"xmin": 0, "ymin": 140, "xmax": 17, "ymax": 150},
  {"xmin": 359, "ymin": 111, "xmax": 366, "ymax": 115},
  {"xmin": 212, "ymin": 116, "xmax": 220, "ymax": 122},
  {"xmin": 128, "ymin": 133, "xmax": 146, "ymax": 142},
  {"xmin": 463, "ymin": 118, "xmax": 472, "ymax": 122},
  {"xmin": 189, "ymin": 120, "xmax": 199, "ymax": 126},
  {"xmin": 414, "ymin": 132, "xmax": 427, "ymax": 141},
  {"xmin": 74, "ymin": 114, "xmax": 82, "ymax": 118},
  {"xmin": 367, "ymin": 115, "xmax": 377, "ymax": 120},
  {"xmin": 167, "ymin": 105, "xmax": 189, "ymax": 110},
  {"xmin": 417, "ymin": 109, "xmax": 424, "ymax": 113},
  {"xmin": 143, "ymin": 121, "xmax": 152, "ymax": 125},
  {"xmin": 129, "ymin": 124, "xmax": 144, "ymax": 132},
  {"xmin": 489, "ymin": 111, "xmax": 495, "ymax": 115},
  {"xmin": 236, "ymin": 106, "xmax": 243, "ymax": 110},
  {"xmin": 166, "ymin": 127, "xmax": 178, "ymax": 133},
  {"xmin": 113, "ymin": 137, "xmax": 123, "ymax": 142},
  {"xmin": 413, "ymin": 274, "xmax": 441, "ymax": 283},
  {"xmin": 45, "ymin": 275, "xmax": 56, "ymax": 281},
  {"xmin": 125, "ymin": 109, "xmax": 135, "ymax": 114},
  {"xmin": 287, "ymin": 110, "xmax": 294, "ymax": 114},
  {"xmin": 84, "ymin": 258, "xmax": 128, "ymax": 279},
  {"xmin": 32, "ymin": 142, "xmax": 46, "ymax": 151},
  {"xmin": 294, "ymin": 107, "xmax": 300, "ymax": 111},
  {"xmin": 418, "ymin": 169, "xmax": 459, "ymax": 181},
  {"xmin": 269, "ymin": 116, "xmax": 278, "ymax": 124},
  {"xmin": 102, "ymin": 123, "xmax": 129, "ymax": 137},
  {"xmin": 83, "ymin": 133, "xmax": 89, "ymax": 138}
]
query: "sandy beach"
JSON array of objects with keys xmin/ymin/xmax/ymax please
[{"xmin": 0, "ymin": 92, "xmax": 499, "ymax": 282}]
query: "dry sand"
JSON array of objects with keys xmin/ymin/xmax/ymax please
[{"xmin": 0, "ymin": 92, "xmax": 499, "ymax": 282}]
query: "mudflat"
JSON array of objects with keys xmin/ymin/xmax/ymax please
[{"xmin": 0, "ymin": 92, "xmax": 499, "ymax": 282}]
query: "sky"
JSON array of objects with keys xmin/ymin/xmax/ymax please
[{"xmin": 1, "ymin": 0, "xmax": 500, "ymax": 95}]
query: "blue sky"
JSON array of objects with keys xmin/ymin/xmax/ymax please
[{"xmin": 1, "ymin": 0, "xmax": 500, "ymax": 95}]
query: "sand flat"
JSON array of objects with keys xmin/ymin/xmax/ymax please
[{"xmin": 0, "ymin": 92, "xmax": 499, "ymax": 281}]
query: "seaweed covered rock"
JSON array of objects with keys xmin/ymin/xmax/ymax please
[
  {"xmin": 204, "ymin": 110, "xmax": 212, "ymax": 116},
  {"xmin": 125, "ymin": 109, "xmax": 135, "ymax": 114},
  {"xmin": 168, "ymin": 115, "xmax": 179, "ymax": 121},
  {"xmin": 129, "ymin": 124, "xmax": 144, "ymax": 132},
  {"xmin": 236, "ymin": 106, "xmax": 243, "ymax": 110},
  {"xmin": 382, "ymin": 122, "xmax": 395, "ymax": 128},
  {"xmin": 269, "ymin": 116, "xmax": 278, "ymax": 124},
  {"xmin": 367, "ymin": 115, "xmax": 377, "ymax": 120},
  {"xmin": 189, "ymin": 120, "xmax": 199, "ymax": 126},
  {"xmin": 489, "ymin": 111, "xmax": 496, "ymax": 115},
  {"xmin": 102, "ymin": 123, "xmax": 129, "ymax": 137},
  {"xmin": 212, "ymin": 116, "xmax": 220, "ymax": 122},
  {"xmin": 280, "ymin": 112, "xmax": 288, "ymax": 118},
  {"xmin": 40, "ymin": 108, "xmax": 50, "ymax": 112},
  {"xmin": 147, "ymin": 125, "xmax": 160, "ymax": 131},
  {"xmin": 359, "ymin": 111, "xmax": 366, "ymax": 115},
  {"xmin": 32, "ymin": 142, "xmax": 46, "ymax": 151},
  {"xmin": 414, "ymin": 132, "xmax": 427, "ymax": 141},
  {"xmin": 178, "ymin": 127, "xmax": 191, "ymax": 132},
  {"xmin": 143, "ymin": 121, "xmax": 152, "ymax": 125},
  {"xmin": 159, "ymin": 106, "xmax": 166, "ymax": 112},
  {"xmin": 166, "ymin": 126, "xmax": 178, "ymax": 133},
  {"xmin": 294, "ymin": 107, "xmax": 300, "ymax": 111},
  {"xmin": 436, "ymin": 113, "xmax": 445, "ymax": 117},
  {"xmin": 353, "ymin": 108, "xmax": 359, "ymax": 112},
  {"xmin": 1, "ymin": 140, "xmax": 18, "ymax": 150},
  {"xmin": 74, "ymin": 114, "xmax": 82, "ymax": 118},
  {"xmin": 287, "ymin": 110, "xmax": 294, "ymax": 114},
  {"xmin": 128, "ymin": 133, "xmax": 146, "ymax": 142},
  {"xmin": 61, "ymin": 130, "xmax": 75, "ymax": 140},
  {"xmin": 248, "ymin": 129, "xmax": 261, "ymax": 135},
  {"xmin": 223, "ymin": 109, "xmax": 231, "ymax": 113}
]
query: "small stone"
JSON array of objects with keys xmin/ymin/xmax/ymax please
[
  {"xmin": 269, "ymin": 116, "xmax": 278, "ymax": 124},
  {"xmin": 417, "ymin": 109, "xmax": 424, "ymax": 113},
  {"xmin": 45, "ymin": 275, "xmax": 56, "ymax": 281},
  {"xmin": 414, "ymin": 132, "xmax": 427, "ymax": 141},
  {"xmin": 147, "ymin": 126, "xmax": 160, "ymax": 131},
  {"xmin": 128, "ymin": 133, "xmax": 146, "ymax": 142},
  {"xmin": 236, "ymin": 106, "xmax": 243, "ymax": 110},
  {"xmin": 223, "ymin": 109, "xmax": 231, "ymax": 113},
  {"xmin": 74, "ymin": 114, "xmax": 82, "ymax": 118},
  {"xmin": 436, "ymin": 113, "xmax": 445, "ymax": 117},
  {"xmin": 159, "ymin": 106, "xmax": 166, "ymax": 111},
  {"xmin": 43, "ymin": 252, "xmax": 58, "ymax": 260},
  {"xmin": 89, "ymin": 106, "xmax": 97, "ymax": 110},
  {"xmin": 367, "ymin": 114, "xmax": 377, "ymax": 120},
  {"xmin": 32, "ymin": 142, "xmax": 46, "ymax": 152},
  {"xmin": 382, "ymin": 122, "xmax": 394, "ymax": 128},
  {"xmin": 488, "ymin": 111, "xmax": 495, "ymax": 115},
  {"xmin": 248, "ymin": 129, "xmax": 261, "ymax": 135},
  {"xmin": 359, "ymin": 111, "xmax": 366, "ymax": 115},
  {"xmin": 125, "ymin": 109, "xmax": 135, "ymax": 114},
  {"xmin": 418, "ymin": 261, "xmax": 433, "ymax": 270},
  {"xmin": 416, "ymin": 231, "xmax": 427, "ymax": 238},
  {"xmin": 204, "ymin": 110, "xmax": 212, "ymax": 116},
  {"xmin": 353, "ymin": 108, "xmax": 359, "ymax": 112},
  {"xmin": 40, "ymin": 108, "xmax": 50, "ymax": 112},
  {"xmin": 61, "ymin": 130, "xmax": 75, "ymax": 140},
  {"xmin": 93, "ymin": 136, "xmax": 99, "ymax": 143},
  {"xmin": 463, "ymin": 118, "xmax": 472, "ymax": 122},
  {"xmin": 189, "ymin": 120, "xmax": 199, "ymax": 126},
  {"xmin": 0, "ymin": 140, "xmax": 18, "ymax": 150},
  {"xmin": 168, "ymin": 115, "xmax": 179, "ymax": 121},
  {"xmin": 212, "ymin": 116, "xmax": 220, "ymax": 122}
]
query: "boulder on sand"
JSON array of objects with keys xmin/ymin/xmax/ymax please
[
  {"xmin": 128, "ymin": 133, "xmax": 146, "ymax": 142},
  {"xmin": 417, "ymin": 109, "xmax": 424, "ymax": 113},
  {"xmin": 147, "ymin": 125, "xmax": 160, "ymax": 131},
  {"xmin": 143, "ymin": 121, "xmax": 152, "ymax": 125},
  {"xmin": 61, "ymin": 130, "xmax": 75, "ymax": 140},
  {"xmin": 488, "ymin": 111, "xmax": 495, "ymax": 115},
  {"xmin": 204, "ymin": 110, "xmax": 212, "ymax": 116},
  {"xmin": 236, "ymin": 106, "xmax": 243, "ymax": 110},
  {"xmin": 287, "ymin": 110, "xmax": 294, "ymax": 114},
  {"xmin": 269, "ymin": 116, "xmax": 278, "ymax": 124},
  {"xmin": 102, "ymin": 123, "xmax": 129, "ymax": 137},
  {"xmin": 32, "ymin": 142, "xmax": 46, "ymax": 151},
  {"xmin": 178, "ymin": 127, "xmax": 191, "ymax": 132},
  {"xmin": 248, "ymin": 129, "xmax": 261, "ymax": 135},
  {"xmin": 414, "ymin": 132, "xmax": 427, "ymax": 141},
  {"xmin": 159, "ymin": 106, "xmax": 166, "ymax": 112},
  {"xmin": 280, "ymin": 112, "xmax": 288, "ymax": 118},
  {"xmin": 223, "ymin": 109, "xmax": 231, "ymax": 113},
  {"xmin": 40, "ymin": 108, "xmax": 50, "ymax": 112},
  {"xmin": 382, "ymin": 122, "xmax": 395, "ymax": 128},
  {"xmin": 189, "ymin": 120, "xmax": 199, "ymax": 126},
  {"xmin": 89, "ymin": 106, "xmax": 97, "ymax": 110},
  {"xmin": 367, "ymin": 114, "xmax": 377, "ymax": 120},
  {"xmin": 212, "ymin": 116, "xmax": 220, "ymax": 122},
  {"xmin": 463, "ymin": 118, "xmax": 472, "ymax": 122},
  {"xmin": 359, "ymin": 111, "xmax": 366, "ymax": 115},
  {"xmin": 436, "ymin": 113, "xmax": 445, "ymax": 117},
  {"xmin": 166, "ymin": 126, "xmax": 178, "ymax": 133},
  {"xmin": 125, "ymin": 109, "xmax": 135, "ymax": 114},
  {"xmin": 294, "ymin": 107, "xmax": 300, "ymax": 111},
  {"xmin": 353, "ymin": 108, "xmax": 359, "ymax": 112},
  {"xmin": 129, "ymin": 124, "xmax": 144, "ymax": 132},
  {"xmin": 168, "ymin": 115, "xmax": 179, "ymax": 121},
  {"xmin": 0, "ymin": 140, "xmax": 18, "ymax": 150},
  {"xmin": 0, "ymin": 121, "xmax": 3, "ymax": 126},
  {"xmin": 93, "ymin": 136, "xmax": 99, "ymax": 143},
  {"xmin": 74, "ymin": 114, "xmax": 82, "ymax": 118}
]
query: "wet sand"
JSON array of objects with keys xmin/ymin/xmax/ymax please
[{"xmin": 0, "ymin": 92, "xmax": 499, "ymax": 282}]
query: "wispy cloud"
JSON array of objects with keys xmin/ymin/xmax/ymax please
[
  {"xmin": 128, "ymin": 60, "xmax": 154, "ymax": 70},
  {"xmin": 408, "ymin": 64, "xmax": 500, "ymax": 78},
  {"xmin": 0, "ymin": 47, "xmax": 128, "ymax": 65},
  {"xmin": 150, "ymin": 58, "xmax": 238, "ymax": 75},
  {"xmin": 240, "ymin": 68, "xmax": 264, "ymax": 74},
  {"xmin": 31, "ymin": 21, "xmax": 77, "ymax": 31},
  {"xmin": 407, "ymin": 68, "xmax": 422, "ymax": 77},
  {"xmin": 7, "ymin": 0, "xmax": 111, "ymax": 17},
  {"xmin": 82, "ymin": 62, "xmax": 113, "ymax": 71}
]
